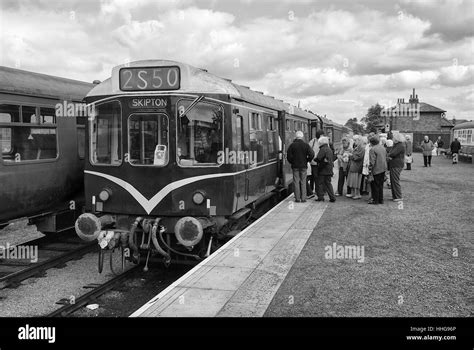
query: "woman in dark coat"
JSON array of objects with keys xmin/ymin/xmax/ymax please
[
  {"xmin": 388, "ymin": 133, "xmax": 406, "ymax": 201},
  {"xmin": 315, "ymin": 136, "xmax": 336, "ymax": 202}
]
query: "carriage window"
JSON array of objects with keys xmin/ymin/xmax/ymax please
[
  {"xmin": 1, "ymin": 104, "xmax": 57, "ymax": 162},
  {"xmin": 177, "ymin": 99, "xmax": 223, "ymax": 166},
  {"xmin": 0, "ymin": 111, "xmax": 13, "ymax": 154},
  {"xmin": 40, "ymin": 107, "xmax": 56, "ymax": 124},
  {"xmin": 77, "ymin": 127, "xmax": 85, "ymax": 159},
  {"xmin": 90, "ymin": 100, "xmax": 122, "ymax": 166},
  {"xmin": 22, "ymin": 106, "xmax": 37, "ymax": 123},
  {"xmin": 235, "ymin": 116, "xmax": 244, "ymax": 152},
  {"xmin": 286, "ymin": 119, "xmax": 291, "ymax": 131},
  {"xmin": 128, "ymin": 114, "xmax": 169, "ymax": 166},
  {"xmin": 250, "ymin": 112, "xmax": 262, "ymax": 131}
]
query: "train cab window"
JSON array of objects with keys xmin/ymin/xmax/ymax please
[
  {"xmin": 128, "ymin": 114, "xmax": 169, "ymax": 166},
  {"xmin": 235, "ymin": 116, "xmax": 244, "ymax": 152},
  {"xmin": 176, "ymin": 99, "xmax": 223, "ymax": 166},
  {"xmin": 286, "ymin": 119, "xmax": 291, "ymax": 131},
  {"xmin": 1, "ymin": 104, "xmax": 57, "ymax": 162},
  {"xmin": 90, "ymin": 100, "xmax": 122, "ymax": 166}
]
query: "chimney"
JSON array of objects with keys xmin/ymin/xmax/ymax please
[{"xmin": 409, "ymin": 88, "xmax": 418, "ymax": 103}]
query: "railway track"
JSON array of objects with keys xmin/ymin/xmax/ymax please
[
  {"xmin": 0, "ymin": 233, "xmax": 97, "ymax": 289},
  {"xmin": 48, "ymin": 266, "xmax": 140, "ymax": 317}
]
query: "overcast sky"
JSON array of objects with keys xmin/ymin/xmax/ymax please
[{"xmin": 1, "ymin": 0, "xmax": 473, "ymax": 124}]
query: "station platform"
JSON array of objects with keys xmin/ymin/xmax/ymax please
[
  {"xmin": 131, "ymin": 153, "xmax": 473, "ymax": 317},
  {"xmin": 131, "ymin": 194, "xmax": 329, "ymax": 317}
]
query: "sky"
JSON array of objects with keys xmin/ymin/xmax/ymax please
[{"xmin": 0, "ymin": 0, "xmax": 473, "ymax": 125}]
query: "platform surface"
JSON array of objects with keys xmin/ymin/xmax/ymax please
[{"xmin": 131, "ymin": 194, "xmax": 328, "ymax": 317}]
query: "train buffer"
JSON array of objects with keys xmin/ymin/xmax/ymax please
[{"xmin": 130, "ymin": 195, "xmax": 328, "ymax": 317}]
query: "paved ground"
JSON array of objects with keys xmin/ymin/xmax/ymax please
[{"xmin": 265, "ymin": 153, "xmax": 473, "ymax": 317}]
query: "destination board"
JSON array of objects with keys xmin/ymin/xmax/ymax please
[{"xmin": 119, "ymin": 66, "xmax": 180, "ymax": 91}]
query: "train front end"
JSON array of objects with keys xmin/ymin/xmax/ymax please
[{"xmin": 75, "ymin": 60, "xmax": 237, "ymax": 269}]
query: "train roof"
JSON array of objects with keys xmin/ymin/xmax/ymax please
[
  {"xmin": 452, "ymin": 121, "xmax": 474, "ymax": 130},
  {"xmin": 88, "ymin": 59, "xmax": 321, "ymax": 121},
  {"xmin": 0, "ymin": 65, "xmax": 94, "ymax": 101}
]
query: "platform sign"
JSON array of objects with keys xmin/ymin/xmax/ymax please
[{"xmin": 119, "ymin": 66, "xmax": 180, "ymax": 91}]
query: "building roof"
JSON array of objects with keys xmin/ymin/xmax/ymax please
[
  {"xmin": 453, "ymin": 121, "xmax": 474, "ymax": 130},
  {"xmin": 0, "ymin": 65, "xmax": 93, "ymax": 101},
  {"xmin": 440, "ymin": 117, "xmax": 454, "ymax": 128},
  {"xmin": 389, "ymin": 102, "xmax": 446, "ymax": 113}
]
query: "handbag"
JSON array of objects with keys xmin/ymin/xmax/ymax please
[
  {"xmin": 367, "ymin": 172, "xmax": 374, "ymax": 183},
  {"xmin": 405, "ymin": 155, "xmax": 413, "ymax": 164}
]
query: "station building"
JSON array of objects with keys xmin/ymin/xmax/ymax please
[{"xmin": 382, "ymin": 89, "xmax": 454, "ymax": 149}]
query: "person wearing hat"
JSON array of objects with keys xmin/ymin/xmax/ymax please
[{"xmin": 287, "ymin": 131, "xmax": 315, "ymax": 202}]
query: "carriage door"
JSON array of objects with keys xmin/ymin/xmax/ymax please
[{"xmin": 278, "ymin": 110, "xmax": 292, "ymax": 188}]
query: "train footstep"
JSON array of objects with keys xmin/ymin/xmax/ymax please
[{"xmin": 86, "ymin": 304, "xmax": 99, "ymax": 310}]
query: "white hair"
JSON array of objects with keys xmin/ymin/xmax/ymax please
[
  {"xmin": 296, "ymin": 131, "xmax": 304, "ymax": 139},
  {"xmin": 318, "ymin": 136, "xmax": 329, "ymax": 145},
  {"xmin": 393, "ymin": 132, "xmax": 406, "ymax": 143},
  {"xmin": 386, "ymin": 139, "xmax": 394, "ymax": 147}
]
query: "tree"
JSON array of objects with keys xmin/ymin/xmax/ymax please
[
  {"xmin": 344, "ymin": 117, "xmax": 365, "ymax": 135},
  {"xmin": 362, "ymin": 103, "xmax": 383, "ymax": 133}
]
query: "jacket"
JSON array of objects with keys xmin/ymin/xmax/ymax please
[
  {"xmin": 308, "ymin": 138, "xmax": 320, "ymax": 165},
  {"xmin": 369, "ymin": 144, "xmax": 387, "ymax": 175},
  {"xmin": 388, "ymin": 142, "xmax": 406, "ymax": 169},
  {"xmin": 450, "ymin": 140, "xmax": 461, "ymax": 153},
  {"xmin": 336, "ymin": 145, "xmax": 352, "ymax": 171},
  {"xmin": 405, "ymin": 141, "xmax": 413, "ymax": 156},
  {"xmin": 315, "ymin": 144, "xmax": 334, "ymax": 176},
  {"xmin": 349, "ymin": 145, "xmax": 365, "ymax": 173},
  {"xmin": 420, "ymin": 140, "xmax": 434, "ymax": 156},
  {"xmin": 287, "ymin": 139, "xmax": 315, "ymax": 169}
]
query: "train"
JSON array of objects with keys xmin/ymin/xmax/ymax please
[
  {"xmin": 452, "ymin": 121, "xmax": 474, "ymax": 161},
  {"xmin": 0, "ymin": 66, "xmax": 94, "ymax": 231},
  {"xmin": 71, "ymin": 59, "xmax": 352, "ymax": 270}
]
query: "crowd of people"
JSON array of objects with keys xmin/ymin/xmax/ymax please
[{"xmin": 286, "ymin": 131, "xmax": 461, "ymax": 205}]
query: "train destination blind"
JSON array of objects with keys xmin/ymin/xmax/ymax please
[{"xmin": 119, "ymin": 66, "xmax": 180, "ymax": 91}]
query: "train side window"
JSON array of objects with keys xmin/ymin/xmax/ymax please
[
  {"xmin": 90, "ymin": 100, "xmax": 122, "ymax": 166},
  {"xmin": 235, "ymin": 115, "xmax": 244, "ymax": 152},
  {"xmin": 0, "ymin": 110, "xmax": 14, "ymax": 155},
  {"xmin": 286, "ymin": 119, "xmax": 291, "ymax": 131},
  {"xmin": 176, "ymin": 99, "xmax": 223, "ymax": 166},
  {"xmin": 77, "ymin": 127, "xmax": 85, "ymax": 159},
  {"xmin": 249, "ymin": 113, "xmax": 264, "ymax": 164},
  {"xmin": 250, "ymin": 112, "xmax": 262, "ymax": 131},
  {"xmin": 267, "ymin": 116, "xmax": 277, "ymax": 160}
]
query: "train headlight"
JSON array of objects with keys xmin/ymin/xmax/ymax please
[
  {"xmin": 174, "ymin": 217, "xmax": 203, "ymax": 248},
  {"xmin": 192, "ymin": 191, "xmax": 206, "ymax": 205},
  {"xmin": 99, "ymin": 188, "xmax": 112, "ymax": 202}
]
